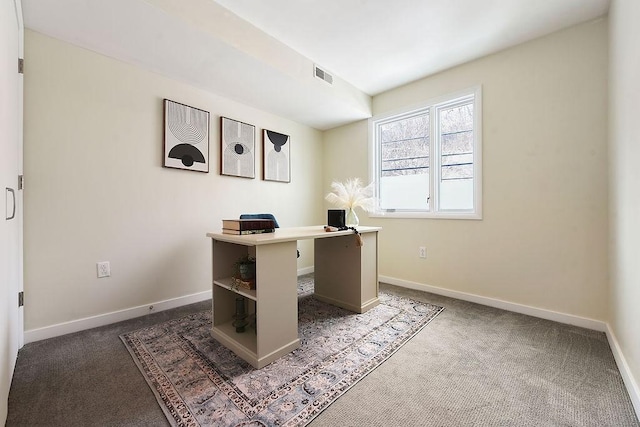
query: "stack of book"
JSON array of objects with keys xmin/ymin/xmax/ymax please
[{"xmin": 222, "ymin": 218, "xmax": 276, "ymax": 235}]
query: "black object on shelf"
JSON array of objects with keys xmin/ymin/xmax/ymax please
[{"xmin": 233, "ymin": 297, "xmax": 248, "ymax": 333}]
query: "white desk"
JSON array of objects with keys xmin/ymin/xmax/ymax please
[{"xmin": 206, "ymin": 225, "xmax": 381, "ymax": 368}]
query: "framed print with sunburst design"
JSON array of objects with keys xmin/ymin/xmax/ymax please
[{"xmin": 163, "ymin": 99, "xmax": 210, "ymax": 172}]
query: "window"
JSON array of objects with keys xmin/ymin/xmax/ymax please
[{"xmin": 370, "ymin": 86, "xmax": 482, "ymax": 219}]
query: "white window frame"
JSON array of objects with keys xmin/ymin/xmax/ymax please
[{"xmin": 369, "ymin": 86, "xmax": 482, "ymax": 220}]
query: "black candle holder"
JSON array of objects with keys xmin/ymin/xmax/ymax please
[{"xmin": 233, "ymin": 297, "xmax": 248, "ymax": 333}]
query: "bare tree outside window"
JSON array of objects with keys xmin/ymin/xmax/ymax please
[
  {"xmin": 380, "ymin": 113, "xmax": 430, "ymax": 178},
  {"xmin": 440, "ymin": 103, "xmax": 473, "ymax": 181}
]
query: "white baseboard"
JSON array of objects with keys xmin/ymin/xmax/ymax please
[
  {"xmin": 379, "ymin": 275, "xmax": 607, "ymax": 331},
  {"xmin": 25, "ymin": 269, "xmax": 315, "ymax": 344},
  {"xmin": 605, "ymin": 325, "xmax": 640, "ymax": 417},
  {"xmin": 24, "ymin": 290, "xmax": 213, "ymax": 344},
  {"xmin": 381, "ymin": 275, "xmax": 639, "ymax": 419},
  {"xmin": 297, "ymin": 266, "xmax": 314, "ymax": 276}
]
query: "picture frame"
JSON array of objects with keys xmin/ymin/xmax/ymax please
[
  {"xmin": 163, "ymin": 99, "xmax": 210, "ymax": 173},
  {"xmin": 220, "ymin": 117, "xmax": 256, "ymax": 179},
  {"xmin": 263, "ymin": 129, "xmax": 291, "ymax": 183}
]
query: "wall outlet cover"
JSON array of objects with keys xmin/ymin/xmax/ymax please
[{"xmin": 97, "ymin": 261, "xmax": 111, "ymax": 278}]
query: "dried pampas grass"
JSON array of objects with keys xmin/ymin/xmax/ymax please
[{"xmin": 325, "ymin": 178, "xmax": 376, "ymax": 212}]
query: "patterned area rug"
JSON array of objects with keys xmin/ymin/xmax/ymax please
[{"xmin": 120, "ymin": 277, "xmax": 443, "ymax": 426}]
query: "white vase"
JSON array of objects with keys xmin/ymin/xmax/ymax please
[{"xmin": 345, "ymin": 207, "xmax": 359, "ymax": 227}]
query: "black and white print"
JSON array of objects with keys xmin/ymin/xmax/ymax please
[
  {"xmin": 263, "ymin": 129, "xmax": 290, "ymax": 183},
  {"xmin": 221, "ymin": 117, "xmax": 255, "ymax": 179},
  {"xmin": 163, "ymin": 99, "xmax": 210, "ymax": 172}
]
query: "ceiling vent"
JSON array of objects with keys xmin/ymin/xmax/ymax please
[{"xmin": 314, "ymin": 65, "xmax": 333, "ymax": 85}]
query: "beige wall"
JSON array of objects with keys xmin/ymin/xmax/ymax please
[
  {"xmin": 23, "ymin": 30, "xmax": 323, "ymax": 330},
  {"xmin": 609, "ymin": 0, "xmax": 640, "ymax": 407},
  {"xmin": 325, "ymin": 19, "xmax": 609, "ymax": 320}
]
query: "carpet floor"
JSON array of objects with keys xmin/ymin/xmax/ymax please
[
  {"xmin": 120, "ymin": 277, "xmax": 442, "ymax": 426},
  {"xmin": 6, "ymin": 275, "xmax": 640, "ymax": 426}
]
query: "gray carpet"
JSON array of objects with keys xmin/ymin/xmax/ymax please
[{"xmin": 7, "ymin": 275, "xmax": 640, "ymax": 426}]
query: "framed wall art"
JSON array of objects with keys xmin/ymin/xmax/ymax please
[
  {"xmin": 163, "ymin": 99, "xmax": 210, "ymax": 173},
  {"xmin": 220, "ymin": 117, "xmax": 255, "ymax": 179},
  {"xmin": 263, "ymin": 129, "xmax": 290, "ymax": 183}
]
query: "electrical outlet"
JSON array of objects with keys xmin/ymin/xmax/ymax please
[
  {"xmin": 97, "ymin": 261, "xmax": 111, "ymax": 278},
  {"xmin": 419, "ymin": 247, "xmax": 427, "ymax": 259}
]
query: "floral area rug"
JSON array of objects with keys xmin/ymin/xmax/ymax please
[{"xmin": 120, "ymin": 277, "xmax": 443, "ymax": 427}]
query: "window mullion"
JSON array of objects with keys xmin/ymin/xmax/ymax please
[
  {"xmin": 431, "ymin": 105, "xmax": 439, "ymax": 213},
  {"xmin": 375, "ymin": 122, "xmax": 382, "ymax": 210}
]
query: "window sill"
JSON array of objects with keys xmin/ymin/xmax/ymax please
[{"xmin": 369, "ymin": 211, "xmax": 482, "ymax": 220}]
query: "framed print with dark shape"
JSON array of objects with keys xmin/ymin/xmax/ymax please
[
  {"xmin": 221, "ymin": 117, "xmax": 255, "ymax": 179},
  {"xmin": 263, "ymin": 129, "xmax": 290, "ymax": 183},
  {"xmin": 163, "ymin": 99, "xmax": 210, "ymax": 172}
]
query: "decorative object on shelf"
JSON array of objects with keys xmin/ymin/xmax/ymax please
[
  {"xmin": 231, "ymin": 276, "xmax": 256, "ymax": 291},
  {"xmin": 221, "ymin": 117, "xmax": 255, "ymax": 178},
  {"xmin": 263, "ymin": 129, "xmax": 290, "ymax": 183},
  {"xmin": 232, "ymin": 297, "xmax": 248, "ymax": 333},
  {"xmin": 234, "ymin": 255, "xmax": 256, "ymax": 281},
  {"xmin": 325, "ymin": 178, "xmax": 376, "ymax": 227},
  {"xmin": 163, "ymin": 99, "xmax": 210, "ymax": 172}
]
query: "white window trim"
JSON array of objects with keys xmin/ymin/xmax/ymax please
[{"xmin": 368, "ymin": 85, "xmax": 482, "ymax": 220}]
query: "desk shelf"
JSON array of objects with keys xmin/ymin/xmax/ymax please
[
  {"xmin": 210, "ymin": 282, "xmax": 258, "ymax": 364},
  {"xmin": 213, "ymin": 277, "xmax": 257, "ymax": 301}
]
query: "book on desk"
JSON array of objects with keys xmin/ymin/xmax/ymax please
[
  {"xmin": 222, "ymin": 228, "xmax": 275, "ymax": 235},
  {"xmin": 221, "ymin": 219, "xmax": 275, "ymax": 235}
]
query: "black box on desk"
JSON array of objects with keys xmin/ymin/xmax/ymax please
[{"xmin": 327, "ymin": 209, "xmax": 345, "ymax": 228}]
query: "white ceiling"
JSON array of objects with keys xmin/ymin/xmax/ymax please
[
  {"xmin": 212, "ymin": 0, "xmax": 610, "ymax": 96},
  {"xmin": 22, "ymin": 0, "xmax": 609, "ymax": 130}
]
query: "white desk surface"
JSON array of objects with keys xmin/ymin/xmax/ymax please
[{"xmin": 207, "ymin": 225, "xmax": 381, "ymax": 246}]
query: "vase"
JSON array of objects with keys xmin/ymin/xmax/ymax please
[
  {"xmin": 239, "ymin": 263, "xmax": 255, "ymax": 280},
  {"xmin": 345, "ymin": 207, "xmax": 359, "ymax": 227}
]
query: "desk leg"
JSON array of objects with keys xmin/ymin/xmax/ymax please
[
  {"xmin": 254, "ymin": 241, "xmax": 300, "ymax": 368},
  {"xmin": 314, "ymin": 232, "xmax": 379, "ymax": 313}
]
